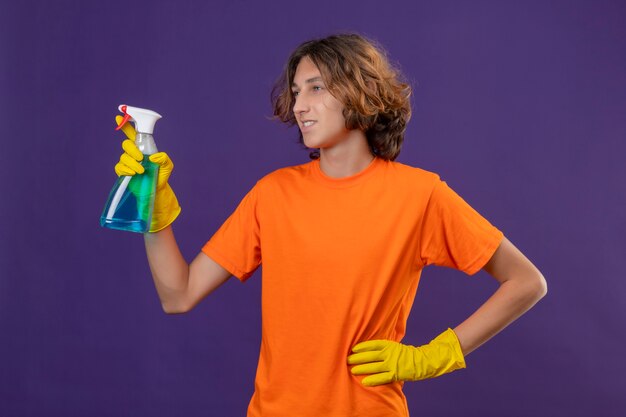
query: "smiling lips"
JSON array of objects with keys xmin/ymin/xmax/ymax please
[{"xmin": 300, "ymin": 120, "xmax": 317, "ymax": 131}]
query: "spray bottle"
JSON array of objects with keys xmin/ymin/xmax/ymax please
[{"xmin": 100, "ymin": 104, "xmax": 162, "ymax": 233}]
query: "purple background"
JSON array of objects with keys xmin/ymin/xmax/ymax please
[{"xmin": 1, "ymin": 0, "xmax": 624, "ymax": 416}]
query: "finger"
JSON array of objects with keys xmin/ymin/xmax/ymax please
[
  {"xmin": 361, "ymin": 372, "xmax": 394, "ymax": 387},
  {"xmin": 351, "ymin": 361, "xmax": 388, "ymax": 376},
  {"xmin": 121, "ymin": 139, "xmax": 143, "ymax": 161},
  {"xmin": 347, "ymin": 350, "xmax": 383, "ymax": 365},
  {"xmin": 115, "ymin": 162, "xmax": 136, "ymax": 177},
  {"xmin": 149, "ymin": 152, "xmax": 174, "ymax": 171},
  {"xmin": 115, "ymin": 115, "xmax": 136, "ymax": 141},
  {"xmin": 351, "ymin": 340, "xmax": 389, "ymax": 353},
  {"xmin": 120, "ymin": 153, "xmax": 145, "ymax": 174}
]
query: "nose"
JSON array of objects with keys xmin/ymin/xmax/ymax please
[{"xmin": 292, "ymin": 92, "xmax": 309, "ymax": 116}]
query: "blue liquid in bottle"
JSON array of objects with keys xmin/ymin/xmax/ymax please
[{"xmin": 100, "ymin": 158, "xmax": 159, "ymax": 233}]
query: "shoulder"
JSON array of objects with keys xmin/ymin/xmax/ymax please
[
  {"xmin": 385, "ymin": 160, "xmax": 439, "ymax": 178},
  {"xmin": 382, "ymin": 159, "xmax": 441, "ymax": 190},
  {"xmin": 253, "ymin": 161, "xmax": 312, "ymax": 190}
]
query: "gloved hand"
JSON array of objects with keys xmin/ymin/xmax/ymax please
[
  {"xmin": 114, "ymin": 115, "xmax": 181, "ymax": 233},
  {"xmin": 347, "ymin": 328, "xmax": 466, "ymax": 387}
]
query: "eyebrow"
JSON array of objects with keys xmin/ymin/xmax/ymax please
[{"xmin": 291, "ymin": 76, "xmax": 324, "ymax": 88}]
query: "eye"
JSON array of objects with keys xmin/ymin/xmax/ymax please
[
  {"xmin": 292, "ymin": 90, "xmax": 300, "ymax": 97},
  {"xmin": 312, "ymin": 85, "xmax": 323, "ymax": 92}
]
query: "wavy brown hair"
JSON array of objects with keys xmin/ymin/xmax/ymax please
[{"xmin": 271, "ymin": 33, "xmax": 412, "ymax": 161}]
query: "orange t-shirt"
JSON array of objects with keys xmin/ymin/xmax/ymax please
[{"xmin": 202, "ymin": 157, "xmax": 503, "ymax": 417}]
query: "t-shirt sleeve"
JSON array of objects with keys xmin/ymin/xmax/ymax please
[
  {"xmin": 419, "ymin": 178, "xmax": 504, "ymax": 275},
  {"xmin": 202, "ymin": 183, "xmax": 262, "ymax": 282}
]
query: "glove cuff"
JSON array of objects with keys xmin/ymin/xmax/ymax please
[
  {"xmin": 148, "ymin": 183, "xmax": 182, "ymax": 233},
  {"xmin": 432, "ymin": 328, "xmax": 467, "ymax": 372}
]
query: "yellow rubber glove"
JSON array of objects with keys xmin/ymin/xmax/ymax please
[
  {"xmin": 347, "ymin": 328, "xmax": 466, "ymax": 387},
  {"xmin": 114, "ymin": 115, "xmax": 181, "ymax": 233}
]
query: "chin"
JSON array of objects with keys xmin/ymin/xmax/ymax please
[
  {"xmin": 303, "ymin": 137, "xmax": 321, "ymax": 149},
  {"xmin": 304, "ymin": 138, "xmax": 331, "ymax": 149}
]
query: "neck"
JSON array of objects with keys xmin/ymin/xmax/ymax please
[{"xmin": 318, "ymin": 130, "xmax": 375, "ymax": 178}]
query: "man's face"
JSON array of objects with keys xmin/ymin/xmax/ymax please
[{"xmin": 291, "ymin": 56, "xmax": 350, "ymax": 150}]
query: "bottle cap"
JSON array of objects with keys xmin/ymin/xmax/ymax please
[{"xmin": 115, "ymin": 104, "xmax": 162, "ymax": 135}]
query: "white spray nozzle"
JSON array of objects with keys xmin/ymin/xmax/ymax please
[{"xmin": 118, "ymin": 104, "xmax": 162, "ymax": 135}]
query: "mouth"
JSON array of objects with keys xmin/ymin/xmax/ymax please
[{"xmin": 300, "ymin": 120, "xmax": 317, "ymax": 131}]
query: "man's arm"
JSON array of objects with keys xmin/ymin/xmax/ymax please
[
  {"xmin": 144, "ymin": 225, "xmax": 232, "ymax": 314},
  {"xmin": 453, "ymin": 236, "xmax": 548, "ymax": 355},
  {"xmin": 347, "ymin": 237, "xmax": 546, "ymax": 386}
]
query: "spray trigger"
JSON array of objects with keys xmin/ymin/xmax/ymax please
[{"xmin": 115, "ymin": 105, "xmax": 132, "ymax": 131}]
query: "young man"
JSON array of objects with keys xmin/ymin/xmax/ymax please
[{"xmin": 115, "ymin": 33, "xmax": 547, "ymax": 417}]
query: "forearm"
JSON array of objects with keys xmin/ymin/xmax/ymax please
[
  {"xmin": 453, "ymin": 273, "xmax": 547, "ymax": 356},
  {"xmin": 143, "ymin": 225, "xmax": 190, "ymax": 313}
]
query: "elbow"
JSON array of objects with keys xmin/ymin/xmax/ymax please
[
  {"xmin": 161, "ymin": 300, "xmax": 191, "ymax": 315},
  {"xmin": 528, "ymin": 271, "xmax": 548, "ymax": 303},
  {"xmin": 505, "ymin": 270, "xmax": 547, "ymax": 306},
  {"xmin": 537, "ymin": 273, "xmax": 548, "ymax": 299}
]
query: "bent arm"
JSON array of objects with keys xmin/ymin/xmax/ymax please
[
  {"xmin": 144, "ymin": 226, "xmax": 232, "ymax": 314},
  {"xmin": 453, "ymin": 236, "xmax": 547, "ymax": 356}
]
